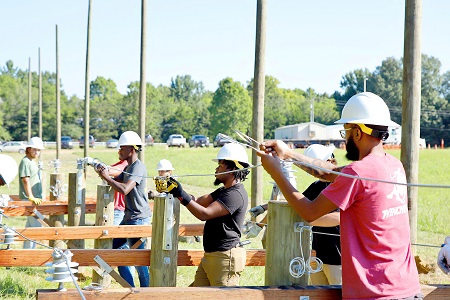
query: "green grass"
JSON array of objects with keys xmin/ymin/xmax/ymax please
[{"xmin": 0, "ymin": 145, "xmax": 449, "ymax": 299}]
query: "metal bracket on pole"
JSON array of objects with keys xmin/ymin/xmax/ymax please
[
  {"xmin": 33, "ymin": 208, "xmax": 51, "ymax": 227},
  {"xmin": 93, "ymin": 255, "xmax": 132, "ymax": 288},
  {"xmin": 76, "ymin": 159, "xmax": 84, "ymax": 204},
  {"xmin": 162, "ymin": 193, "xmax": 175, "ymax": 250}
]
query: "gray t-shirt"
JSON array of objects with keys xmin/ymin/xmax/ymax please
[{"xmin": 117, "ymin": 159, "xmax": 152, "ymax": 221}]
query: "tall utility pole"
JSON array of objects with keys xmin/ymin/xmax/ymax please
[
  {"xmin": 310, "ymin": 98, "xmax": 314, "ymax": 123},
  {"xmin": 55, "ymin": 25, "xmax": 61, "ymax": 159},
  {"xmin": 401, "ymin": 0, "xmax": 422, "ymax": 247},
  {"xmin": 38, "ymin": 48, "xmax": 43, "ymax": 139},
  {"xmin": 138, "ymin": 0, "xmax": 147, "ymax": 162},
  {"xmin": 27, "ymin": 57, "xmax": 32, "ymax": 141},
  {"xmin": 84, "ymin": 0, "xmax": 93, "ymax": 159},
  {"xmin": 251, "ymin": 0, "xmax": 267, "ymax": 210}
]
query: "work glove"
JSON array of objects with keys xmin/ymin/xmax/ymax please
[
  {"xmin": 242, "ymin": 220, "xmax": 263, "ymax": 239},
  {"xmin": 154, "ymin": 177, "xmax": 167, "ymax": 193},
  {"xmin": 167, "ymin": 177, "xmax": 192, "ymax": 206},
  {"xmin": 29, "ymin": 196, "xmax": 42, "ymax": 205},
  {"xmin": 249, "ymin": 205, "xmax": 266, "ymax": 218},
  {"xmin": 438, "ymin": 236, "xmax": 450, "ymax": 275}
]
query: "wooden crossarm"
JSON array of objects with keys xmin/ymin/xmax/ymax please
[
  {"xmin": 0, "ymin": 249, "xmax": 265, "ymax": 267},
  {"xmin": 11, "ymin": 224, "xmax": 204, "ymax": 240}
]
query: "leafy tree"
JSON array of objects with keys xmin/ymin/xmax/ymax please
[
  {"xmin": 209, "ymin": 78, "xmax": 252, "ymax": 137},
  {"xmin": 371, "ymin": 57, "xmax": 403, "ymax": 123}
]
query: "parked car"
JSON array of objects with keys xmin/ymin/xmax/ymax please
[
  {"xmin": 188, "ymin": 135, "xmax": 210, "ymax": 148},
  {"xmin": 145, "ymin": 134, "xmax": 154, "ymax": 146},
  {"xmin": 79, "ymin": 135, "xmax": 95, "ymax": 148},
  {"xmin": 166, "ymin": 134, "xmax": 186, "ymax": 147},
  {"xmin": 61, "ymin": 136, "xmax": 73, "ymax": 149},
  {"xmin": 213, "ymin": 134, "xmax": 232, "ymax": 148},
  {"xmin": 0, "ymin": 141, "xmax": 27, "ymax": 153},
  {"xmin": 106, "ymin": 139, "xmax": 119, "ymax": 148}
]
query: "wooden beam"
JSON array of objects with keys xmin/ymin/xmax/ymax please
[
  {"xmin": 3, "ymin": 200, "xmax": 97, "ymax": 216},
  {"xmin": 35, "ymin": 285, "xmax": 450, "ymax": 300},
  {"xmin": 0, "ymin": 249, "xmax": 265, "ymax": 267},
  {"xmin": 2, "ymin": 199, "xmax": 153, "ymax": 217},
  {"xmin": 11, "ymin": 224, "xmax": 204, "ymax": 240}
]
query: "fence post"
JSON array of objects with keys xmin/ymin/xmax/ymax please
[
  {"xmin": 48, "ymin": 172, "xmax": 65, "ymax": 249},
  {"xmin": 91, "ymin": 183, "xmax": 114, "ymax": 286},
  {"xmin": 67, "ymin": 172, "xmax": 85, "ymax": 249},
  {"xmin": 150, "ymin": 194, "xmax": 180, "ymax": 286},
  {"xmin": 265, "ymin": 200, "xmax": 311, "ymax": 286}
]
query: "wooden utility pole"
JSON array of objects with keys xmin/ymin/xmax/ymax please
[
  {"xmin": 251, "ymin": 0, "xmax": 267, "ymax": 210},
  {"xmin": 55, "ymin": 25, "xmax": 61, "ymax": 159},
  {"xmin": 38, "ymin": 48, "xmax": 43, "ymax": 139},
  {"xmin": 401, "ymin": 0, "xmax": 422, "ymax": 246},
  {"xmin": 138, "ymin": 0, "xmax": 147, "ymax": 162},
  {"xmin": 84, "ymin": 0, "xmax": 93, "ymax": 159},
  {"xmin": 27, "ymin": 57, "xmax": 32, "ymax": 141}
]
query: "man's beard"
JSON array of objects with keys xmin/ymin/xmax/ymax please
[
  {"xmin": 345, "ymin": 136, "xmax": 360, "ymax": 161},
  {"xmin": 214, "ymin": 178, "xmax": 222, "ymax": 186}
]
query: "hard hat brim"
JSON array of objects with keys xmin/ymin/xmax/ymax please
[{"xmin": 335, "ymin": 118, "xmax": 399, "ymax": 127}]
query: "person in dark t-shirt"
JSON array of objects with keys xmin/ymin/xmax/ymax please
[{"xmin": 167, "ymin": 143, "xmax": 251, "ymax": 286}]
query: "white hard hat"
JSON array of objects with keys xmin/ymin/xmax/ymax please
[
  {"xmin": 303, "ymin": 144, "xmax": 335, "ymax": 161},
  {"xmin": 212, "ymin": 143, "xmax": 251, "ymax": 169},
  {"xmin": 118, "ymin": 131, "xmax": 143, "ymax": 147},
  {"xmin": 157, "ymin": 159, "xmax": 174, "ymax": 171},
  {"xmin": 0, "ymin": 154, "xmax": 18, "ymax": 186},
  {"xmin": 27, "ymin": 137, "xmax": 45, "ymax": 150},
  {"xmin": 335, "ymin": 92, "xmax": 399, "ymax": 127}
]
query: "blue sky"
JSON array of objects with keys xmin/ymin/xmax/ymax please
[{"xmin": 1, "ymin": 1, "xmax": 449, "ymax": 98}]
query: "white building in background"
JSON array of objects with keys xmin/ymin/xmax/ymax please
[{"xmin": 274, "ymin": 122, "xmax": 410, "ymax": 147}]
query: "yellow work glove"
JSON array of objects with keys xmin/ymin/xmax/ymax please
[{"xmin": 29, "ymin": 196, "xmax": 42, "ymax": 205}]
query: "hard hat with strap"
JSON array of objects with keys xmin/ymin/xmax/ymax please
[
  {"xmin": 335, "ymin": 92, "xmax": 399, "ymax": 127},
  {"xmin": 303, "ymin": 144, "xmax": 335, "ymax": 161},
  {"xmin": 157, "ymin": 159, "xmax": 174, "ymax": 171},
  {"xmin": 118, "ymin": 131, "xmax": 143, "ymax": 150},
  {"xmin": 0, "ymin": 154, "xmax": 18, "ymax": 186},
  {"xmin": 212, "ymin": 143, "xmax": 251, "ymax": 169},
  {"xmin": 27, "ymin": 137, "xmax": 45, "ymax": 150}
]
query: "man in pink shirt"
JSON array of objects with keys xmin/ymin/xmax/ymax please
[{"xmin": 258, "ymin": 92, "xmax": 422, "ymax": 299}]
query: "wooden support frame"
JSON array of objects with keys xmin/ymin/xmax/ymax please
[{"xmin": 35, "ymin": 285, "xmax": 450, "ymax": 300}]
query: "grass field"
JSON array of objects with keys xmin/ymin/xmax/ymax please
[{"xmin": 0, "ymin": 144, "xmax": 449, "ymax": 299}]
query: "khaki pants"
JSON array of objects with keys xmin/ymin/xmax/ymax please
[
  {"xmin": 191, "ymin": 247, "xmax": 246, "ymax": 286},
  {"xmin": 309, "ymin": 263, "xmax": 342, "ymax": 285}
]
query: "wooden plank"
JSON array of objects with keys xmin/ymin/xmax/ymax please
[
  {"xmin": 35, "ymin": 285, "xmax": 450, "ymax": 300},
  {"xmin": 3, "ymin": 201, "xmax": 97, "ymax": 217},
  {"xmin": 0, "ymin": 249, "xmax": 265, "ymax": 267},
  {"xmin": 2, "ymin": 199, "xmax": 154, "ymax": 217},
  {"xmin": 11, "ymin": 224, "xmax": 204, "ymax": 240}
]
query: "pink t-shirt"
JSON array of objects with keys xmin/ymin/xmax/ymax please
[
  {"xmin": 322, "ymin": 153, "xmax": 421, "ymax": 300},
  {"xmin": 110, "ymin": 160, "xmax": 128, "ymax": 211}
]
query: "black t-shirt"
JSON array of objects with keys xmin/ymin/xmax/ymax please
[
  {"xmin": 303, "ymin": 180, "xmax": 341, "ymax": 265},
  {"xmin": 203, "ymin": 183, "xmax": 248, "ymax": 252}
]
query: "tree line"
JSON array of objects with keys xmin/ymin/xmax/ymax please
[{"xmin": 0, "ymin": 54, "xmax": 449, "ymax": 145}]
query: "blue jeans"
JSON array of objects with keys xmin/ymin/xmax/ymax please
[
  {"xmin": 113, "ymin": 217, "xmax": 150, "ymax": 287},
  {"xmin": 113, "ymin": 209, "xmax": 125, "ymax": 226}
]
